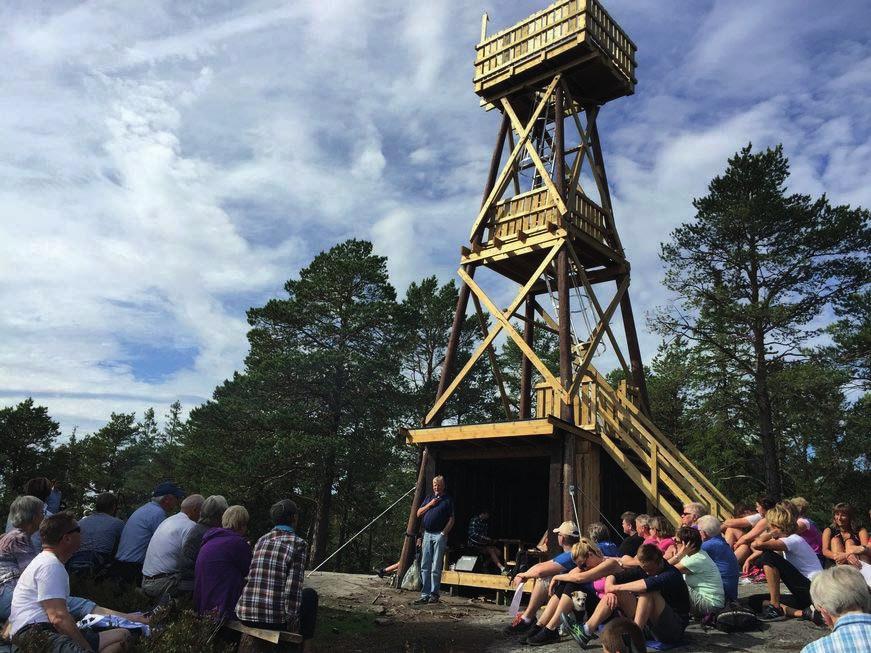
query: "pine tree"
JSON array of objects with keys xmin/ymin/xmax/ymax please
[{"xmin": 653, "ymin": 144, "xmax": 870, "ymax": 498}]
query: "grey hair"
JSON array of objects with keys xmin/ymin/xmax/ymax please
[
  {"xmin": 199, "ymin": 495, "xmax": 228, "ymax": 526},
  {"xmin": 222, "ymin": 505, "xmax": 250, "ymax": 532},
  {"xmin": 587, "ymin": 522, "xmax": 610, "ymax": 543},
  {"xmin": 809, "ymin": 566, "xmax": 871, "ymax": 616},
  {"xmin": 152, "ymin": 495, "xmax": 170, "ymax": 504},
  {"xmin": 8, "ymin": 495, "xmax": 45, "ymax": 528},
  {"xmin": 696, "ymin": 515, "xmax": 722, "ymax": 539},
  {"xmin": 683, "ymin": 502, "xmax": 708, "ymax": 519},
  {"xmin": 181, "ymin": 494, "xmax": 205, "ymax": 512}
]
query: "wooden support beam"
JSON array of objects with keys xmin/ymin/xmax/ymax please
[
  {"xmin": 469, "ymin": 76, "xmax": 562, "ymax": 242},
  {"xmin": 564, "ymin": 244, "xmax": 630, "ymax": 378},
  {"xmin": 472, "ymin": 293, "xmax": 513, "ymax": 420},
  {"xmin": 460, "ymin": 264, "xmax": 567, "ymax": 404},
  {"xmin": 405, "ymin": 419, "xmax": 558, "ymax": 444},
  {"xmin": 501, "ymin": 92, "xmax": 569, "ymax": 220},
  {"xmin": 519, "ymin": 296, "xmax": 534, "ymax": 418},
  {"xmin": 441, "ymin": 570, "xmax": 534, "ymax": 592},
  {"xmin": 568, "ymin": 275, "xmax": 629, "ymax": 398},
  {"xmin": 554, "ymin": 84, "xmax": 572, "ymax": 424},
  {"xmin": 425, "ymin": 242, "xmax": 563, "ymax": 425}
]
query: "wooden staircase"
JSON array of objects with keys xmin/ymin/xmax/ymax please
[{"xmin": 536, "ymin": 367, "xmax": 734, "ymax": 525}]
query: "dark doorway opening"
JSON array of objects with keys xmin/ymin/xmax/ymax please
[{"xmin": 439, "ymin": 456, "xmax": 550, "ymax": 549}]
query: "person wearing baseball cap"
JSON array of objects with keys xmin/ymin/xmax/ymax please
[
  {"xmin": 110, "ymin": 482, "xmax": 186, "ymax": 584},
  {"xmin": 506, "ymin": 520, "xmax": 581, "ymax": 644}
]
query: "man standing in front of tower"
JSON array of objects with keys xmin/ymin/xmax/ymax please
[{"xmin": 413, "ymin": 476, "xmax": 454, "ymax": 605}]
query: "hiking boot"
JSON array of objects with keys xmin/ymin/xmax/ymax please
[
  {"xmin": 428, "ymin": 595, "xmax": 441, "ymax": 604},
  {"xmin": 759, "ymin": 604, "xmax": 786, "ymax": 622},
  {"xmin": 801, "ymin": 606, "xmax": 825, "ymax": 627},
  {"xmin": 412, "ymin": 596, "xmax": 430, "ymax": 605},
  {"xmin": 505, "ymin": 615, "xmax": 535, "ymax": 636},
  {"xmin": 526, "ymin": 627, "xmax": 559, "ymax": 646},
  {"xmin": 519, "ymin": 624, "xmax": 542, "ymax": 644}
]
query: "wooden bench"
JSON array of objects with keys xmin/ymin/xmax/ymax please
[{"xmin": 225, "ymin": 620, "xmax": 303, "ymax": 652}]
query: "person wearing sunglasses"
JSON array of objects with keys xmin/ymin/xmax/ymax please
[{"xmin": 9, "ymin": 512, "xmax": 148, "ymax": 652}]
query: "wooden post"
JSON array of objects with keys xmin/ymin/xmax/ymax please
[
  {"xmin": 553, "ymin": 86, "xmax": 576, "ymax": 525},
  {"xmin": 395, "ymin": 446, "xmax": 429, "ymax": 588},
  {"xmin": 618, "ymin": 289, "xmax": 652, "ymax": 416},
  {"xmin": 397, "ymin": 114, "xmax": 510, "ymax": 584},
  {"xmin": 519, "ymin": 296, "xmax": 535, "ymax": 418},
  {"xmin": 554, "ymin": 87, "xmax": 572, "ymax": 424},
  {"xmin": 586, "ymin": 110, "xmax": 651, "ymax": 417}
]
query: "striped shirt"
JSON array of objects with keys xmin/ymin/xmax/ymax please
[
  {"xmin": 235, "ymin": 528, "xmax": 307, "ymax": 628},
  {"xmin": 801, "ymin": 614, "xmax": 871, "ymax": 653}
]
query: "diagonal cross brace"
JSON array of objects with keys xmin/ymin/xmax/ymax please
[
  {"xmin": 568, "ymin": 275, "xmax": 629, "ymax": 398},
  {"xmin": 468, "ymin": 75, "xmax": 563, "ymax": 242},
  {"xmin": 423, "ymin": 241, "xmax": 564, "ymax": 426},
  {"xmin": 501, "ymin": 97, "xmax": 569, "ymax": 219},
  {"xmin": 564, "ymin": 244, "xmax": 629, "ymax": 376},
  {"xmin": 461, "ymin": 266, "xmax": 567, "ymax": 404}
]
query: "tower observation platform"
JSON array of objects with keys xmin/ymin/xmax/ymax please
[{"xmin": 396, "ymin": 0, "xmax": 731, "ymax": 596}]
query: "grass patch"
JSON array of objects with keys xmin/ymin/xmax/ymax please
[{"xmin": 315, "ymin": 606, "xmax": 377, "ymax": 644}]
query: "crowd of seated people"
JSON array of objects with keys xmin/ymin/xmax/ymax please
[
  {"xmin": 502, "ymin": 499, "xmax": 871, "ymax": 649},
  {"xmin": 0, "ymin": 477, "xmax": 319, "ymax": 652}
]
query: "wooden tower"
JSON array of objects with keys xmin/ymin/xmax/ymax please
[{"xmin": 398, "ymin": 0, "xmax": 732, "ymax": 591}]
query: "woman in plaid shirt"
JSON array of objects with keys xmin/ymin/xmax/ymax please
[{"xmin": 236, "ymin": 500, "xmax": 318, "ymax": 644}]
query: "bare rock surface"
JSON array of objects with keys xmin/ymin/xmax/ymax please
[{"xmin": 306, "ymin": 572, "xmax": 823, "ymax": 652}]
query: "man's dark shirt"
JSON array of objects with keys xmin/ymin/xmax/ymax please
[
  {"xmin": 421, "ymin": 494, "xmax": 454, "ymax": 533},
  {"xmin": 613, "ymin": 563, "xmax": 690, "ymax": 619},
  {"xmin": 618, "ymin": 534, "xmax": 644, "ymax": 557}
]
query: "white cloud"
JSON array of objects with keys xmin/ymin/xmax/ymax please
[{"xmin": 0, "ymin": 0, "xmax": 867, "ymax": 433}]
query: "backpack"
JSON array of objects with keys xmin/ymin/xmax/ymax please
[
  {"xmin": 714, "ymin": 602, "xmax": 761, "ymax": 633},
  {"xmin": 401, "ymin": 552, "xmax": 422, "ymax": 591}
]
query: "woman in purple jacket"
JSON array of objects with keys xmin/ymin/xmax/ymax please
[{"xmin": 194, "ymin": 505, "xmax": 253, "ymax": 619}]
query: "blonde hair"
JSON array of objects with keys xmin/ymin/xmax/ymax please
[
  {"xmin": 789, "ymin": 497, "xmax": 809, "ymax": 517},
  {"xmin": 571, "ymin": 538, "xmax": 603, "ymax": 563},
  {"xmin": 766, "ymin": 505, "xmax": 796, "ymax": 535},
  {"xmin": 683, "ymin": 502, "xmax": 708, "ymax": 520},
  {"xmin": 635, "ymin": 514, "xmax": 652, "ymax": 530},
  {"xmin": 222, "ymin": 505, "xmax": 250, "ymax": 532}
]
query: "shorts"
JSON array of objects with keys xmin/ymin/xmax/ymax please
[
  {"xmin": 687, "ymin": 587, "xmax": 723, "ymax": 616},
  {"xmin": 67, "ymin": 595, "xmax": 97, "ymax": 619},
  {"xmin": 649, "ymin": 603, "xmax": 688, "ymax": 644},
  {"xmin": 13, "ymin": 623, "xmax": 100, "ymax": 652}
]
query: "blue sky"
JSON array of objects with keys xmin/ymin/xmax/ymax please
[{"xmin": 1, "ymin": 1, "xmax": 869, "ymax": 433}]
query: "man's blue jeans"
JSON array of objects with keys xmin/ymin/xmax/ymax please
[{"xmin": 420, "ymin": 530, "xmax": 447, "ymax": 599}]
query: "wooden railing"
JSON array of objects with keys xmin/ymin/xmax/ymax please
[
  {"xmin": 585, "ymin": 0, "xmax": 635, "ymax": 83},
  {"xmin": 474, "ymin": 0, "xmax": 636, "ymax": 95},
  {"xmin": 488, "ymin": 187, "xmax": 608, "ymax": 245},
  {"xmin": 535, "ymin": 371, "xmax": 734, "ymax": 525},
  {"xmin": 475, "ymin": 1, "xmax": 585, "ymax": 83}
]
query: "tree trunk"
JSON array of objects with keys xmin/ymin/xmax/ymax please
[
  {"xmin": 754, "ymin": 344, "xmax": 783, "ymax": 499},
  {"xmin": 310, "ymin": 450, "xmax": 335, "ymax": 566}
]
